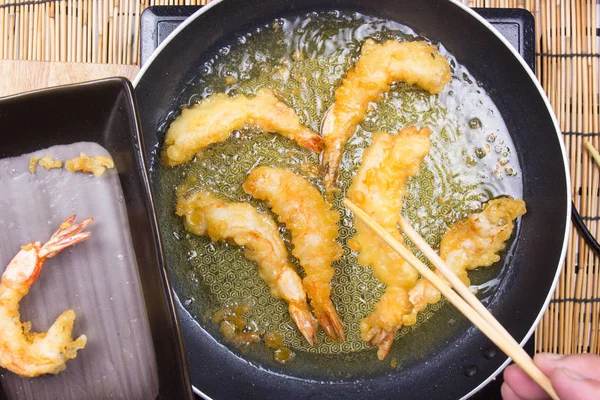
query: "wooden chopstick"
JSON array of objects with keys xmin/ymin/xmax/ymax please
[
  {"xmin": 584, "ymin": 141, "xmax": 600, "ymax": 169},
  {"xmin": 397, "ymin": 215, "xmax": 559, "ymax": 396},
  {"xmin": 343, "ymin": 198, "xmax": 559, "ymax": 400}
]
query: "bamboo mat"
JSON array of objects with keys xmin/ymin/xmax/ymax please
[{"xmin": 1, "ymin": 0, "xmax": 599, "ymax": 357}]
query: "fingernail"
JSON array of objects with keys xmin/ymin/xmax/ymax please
[
  {"xmin": 561, "ymin": 368, "xmax": 584, "ymax": 381},
  {"xmin": 540, "ymin": 352, "xmax": 564, "ymax": 361}
]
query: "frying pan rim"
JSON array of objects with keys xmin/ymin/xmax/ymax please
[
  {"xmin": 132, "ymin": 0, "xmax": 572, "ymax": 398},
  {"xmin": 444, "ymin": 4, "xmax": 570, "ymax": 398}
]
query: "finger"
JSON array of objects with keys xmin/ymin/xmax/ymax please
[
  {"xmin": 550, "ymin": 367, "xmax": 600, "ymax": 400},
  {"xmin": 535, "ymin": 353, "xmax": 600, "ymax": 381},
  {"xmin": 501, "ymin": 382, "xmax": 524, "ymax": 400},
  {"xmin": 503, "ymin": 364, "xmax": 550, "ymax": 400}
]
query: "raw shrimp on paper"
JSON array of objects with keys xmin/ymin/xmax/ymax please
[
  {"xmin": 243, "ymin": 167, "xmax": 345, "ymax": 341},
  {"xmin": 347, "ymin": 126, "xmax": 431, "ymax": 360},
  {"xmin": 408, "ymin": 197, "xmax": 527, "ymax": 319},
  {"xmin": 0, "ymin": 215, "xmax": 92, "ymax": 378},
  {"xmin": 175, "ymin": 188, "xmax": 317, "ymax": 345},
  {"xmin": 162, "ymin": 89, "xmax": 323, "ymax": 167},
  {"xmin": 322, "ymin": 39, "xmax": 451, "ymax": 194}
]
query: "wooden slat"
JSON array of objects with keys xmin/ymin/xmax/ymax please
[
  {"xmin": 0, "ymin": 0, "xmax": 217, "ymax": 64},
  {"xmin": 0, "ymin": 59, "xmax": 139, "ymax": 97}
]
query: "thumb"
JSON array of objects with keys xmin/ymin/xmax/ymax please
[{"xmin": 550, "ymin": 367, "xmax": 600, "ymax": 400}]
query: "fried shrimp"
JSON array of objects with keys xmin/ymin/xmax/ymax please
[
  {"xmin": 321, "ymin": 39, "xmax": 451, "ymax": 194},
  {"xmin": 162, "ymin": 89, "xmax": 323, "ymax": 166},
  {"xmin": 408, "ymin": 197, "xmax": 527, "ymax": 319},
  {"xmin": 347, "ymin": 126, "xmax": 431, "ymax": 360},
  {"xmin": 175, "ymin": 188, "xmax": 318, "ymax": 345},
  {"xmin": 243, "ymin": 167, "xmax": 345, "ymax": 341},
  {"xmin": 0, "ymin": 215, "xmax": 92, "ymax": 378}
]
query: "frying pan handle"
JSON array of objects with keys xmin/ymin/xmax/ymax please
[{"xmin": 571, "ymin": 201, "xmax": 600, "ymax": 256}]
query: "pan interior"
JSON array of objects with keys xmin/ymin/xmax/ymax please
[{"xmin": 153, "ymin": 10, "xmax": 523, "ymax": 380}]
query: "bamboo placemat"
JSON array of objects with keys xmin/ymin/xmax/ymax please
[{"xmin": 1, "ymin": 0, "xmax": 599, "ymax": 356}]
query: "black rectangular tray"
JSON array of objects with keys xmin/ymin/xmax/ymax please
[{"xmin": 0, "ymin": 78, "xmax": 194, "ymax": 400}]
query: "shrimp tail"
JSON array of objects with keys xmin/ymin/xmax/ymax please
[
  {"xmin": 361, "ymin": 324, "xmax": 397, "ymax": 360},
  {"xmin": 372, "ymin": 329, "xmax": 397, "ymax": 361},
  {"xmin": 40, "ymin": 215, "xmax": 93, "ymax": 259},
  {"xmin": 315, "ymin": 301, "xmax": 345, "ymax": 342},
  {"xmin": 321, "ymin": 149, "xmax": 340, "ymax": 197},
  {"xmin": 2, "ymin": 216, "xmax": 93, "ymax": 290},
  {"xmin": 320, "ymin": 105, "xmax": 342, "ymax": 195},
  {"xmin": 298, "ymin": 130, "xmax": 324, "ymax": 153},
  {"xmin": 361, "ymin": 314, "xmax": 399, "ymax": 360},
  {"xmin": 288, "ymin": 303, "xmax": 318, "ymax": 346}
]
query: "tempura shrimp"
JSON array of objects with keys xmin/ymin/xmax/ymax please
[
  {"xmin": 408, "ymin": 197, "xmax": 527, "ymax": 319},
  {"xmin": 243, "ymin": 167, "xmax": 345, "ymax": 341},
  {"xmin": 0, "ymin": 215, "xmax": 92, "ymax": 377},
  {"xmin": 162, "ymin": 89, "xmax": 323, "ymax": 166},
  {"xmin": 322, "ymin": 39, "xmax": 451, "ymax": 193},
  {"xmin": 347, "ymin": 126, "xmax": 431, "ymax": 360},
  {"xmin": 175, "ymin": 188, "xmax": 317, "ymax": 345}
]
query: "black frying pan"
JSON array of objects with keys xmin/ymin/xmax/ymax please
[{"xmin": 133, "ymin": 0, "xmax": 570, "ymax": 398}]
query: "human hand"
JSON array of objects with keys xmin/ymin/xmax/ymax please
[{"xmin": 502, "ymin": 352, "xmax": 600, "ymax": 400}]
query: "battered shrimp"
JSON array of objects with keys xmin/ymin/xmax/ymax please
[
  {"xmin": 162, "ymin": 89, "xmax": 323, "ymax": 167},
  {"xmin": 322, "ymin": 39, "xmax": 451, "ymax": 193},
  {"xmin": 408, "ymin": 197, "xmax": 527, "ymax": 318},
  {"xmin": 175, "ymin": 188, "xmax": 317, "ymax": 345},
  {"xmin": 347, "ymin": 126, "xmax": 431, "ymax": 360},
  {"xmin": 243, "ymin": 167, "xmax": 344, "ymax": 341},
  {"xmin": 0, "ymin": 215, "xmax": 92, "ymax": 378}
]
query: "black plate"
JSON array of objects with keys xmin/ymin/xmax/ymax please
[
  {"xmin": 134, "ymin": 1, "xmax": 570, "ymax": 399},
  {"xmin": 0, "ymin": 78, "xmax": 194, "ymax": 400}
]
